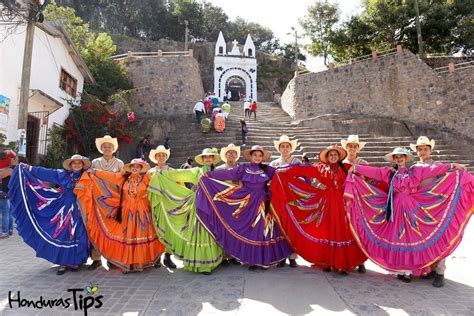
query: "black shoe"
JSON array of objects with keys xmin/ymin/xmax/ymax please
[
  {"xmin": 420, "ymin": 271, "xmax": 436, "ymax": 280},
  {"xmin": 153, "ymin": 261, "xmax": 161, "ymax": 268},
  {"xmin": 323, "ymin": 267, "xmax": 331, "ymax": 272},
  {"xmin": 276, "ymin": 260, "xmax": 286, "ymax": 268},
  {"xmin": 200, "ymin": 271, "xmax": 212, "ymax": 275},
  {"xmin": 248, "ymin": 265, "xmax": 258, "ymax": 271},
  {"xmin": 357, "ymin": 264, "xmax": 366, "ymax": 274},
  {"xmin": 397, "ymin": 274, "xmax": 411, "ymax": 283},
  {"xmin": 56, "ymin": 266, "xmax": 67, "ymax": 275},
  {"xmin": 229, "ymin": 258, "xmax": 241, "ymax": 265},
  {"xmin": 87, "ymin": 260, "xmax": 101, "ymax": 271},
  {"xmin": 69, "ymin": 267, "xmax": 79, "ymax": 272},
  {"xmin": 163, "ymin": 253, "xmax": 177, "ymax": 269},
  {"xmin": 340, "ymin": 270, "xmax": 348, "ymax": 276},
  {"xmin": 433, "ymin": 274, "xmax": 445, "ymax": 288},
  {"xmin": 220, "ymin": 259, "xmax": 230, "ymax": 267},
  {"xmin": 289, "ymin": 259, "xmax": 298, "ymax": 268}
]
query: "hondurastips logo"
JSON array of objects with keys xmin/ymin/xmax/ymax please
[{"xmin": 7, "ymin": 283, "xmax": 103, "ymax": 316}]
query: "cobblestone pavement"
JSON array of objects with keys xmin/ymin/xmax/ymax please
[{"xmin": 1, "ymin": 223, "xmax": 473, "ymax": 316}]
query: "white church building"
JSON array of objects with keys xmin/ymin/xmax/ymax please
[{"xmin": 213, "ymin": 31, "xmax": 257, "ymax": 102}]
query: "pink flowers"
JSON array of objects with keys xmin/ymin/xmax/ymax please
[{"xmin": 127, "ymin": 112, "xmax": 136, "ymax": 122}]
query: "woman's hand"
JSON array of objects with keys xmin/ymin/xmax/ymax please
[
  {"xmin": 451, "ymin": 163, "xmax": 467, "ymax": 170},
  {"xmin": 347, "ymin": 166, "xmax": 355, "ymax": 173}
]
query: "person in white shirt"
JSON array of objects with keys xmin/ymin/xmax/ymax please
[
  {"xmin": 193, "ymin": 100, "xmax": 205, "ymax": 123},
  {"xmin": 243, "ymin": 99, "xmax": 251, "ymax": 120}
]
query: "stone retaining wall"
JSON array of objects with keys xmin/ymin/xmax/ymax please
[
  {"xmin": 281, "ymin": 50, "xmax": 473, "ymax": 140},
  {"xmin": 122, "ymin": 55, "xmax": 204, "ymax": 116}
]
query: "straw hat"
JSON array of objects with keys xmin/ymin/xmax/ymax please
[
  {"xmin": 410, "ymin": 136, "xmax": 435, "ymax": 152},
  {"xmin": 220, "ymin": 144, "xmax": 240, "ymax": 163},
  {"xmin": 63, "ymin": 154, "xmax": 91, "ymax": 171},
  {"xmin": 273, "ymin": 135, "xmax": 298, "ymax": 153},
  {"xmin": 149, "ymin": 145, "xmax": 170, "ymax": 163},
  {"xmin": 95, "ymin": 135, "xmax": 118, "ymax": 154},
  {"xmin": 123, "ymin": 158, "xmax": 150, "ymax": 173},
  {"xmin": 318, "ymin": 145, "xmax": 347, "ymax": 164},
  {"xmin": 195, "ymin": 148, "xmax": 221, "ymax": 165},
  {"xmin": 242, "ymin": 145, "xmax": 272, "ymax": 162},
  {"xmin": 384, "ymin": 147, "xmax": 414, "ymax": 162},
  {"xmin": 341, "ymin": 135, "xmax": 367, "ymax": 151}
]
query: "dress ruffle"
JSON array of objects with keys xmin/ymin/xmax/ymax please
[
  {"xmin": 344, "ymin": 169, "xmax": 474, "ymax": 273},
  {"xmin": 9, "ymin": 165, "xmax": 89, "ymax": 266},
  {"xmin": 148, "ymin": 169, "xmax": 223, "ymax": 273},
  {"xmin": 270, "ymin": 165, "xmax": 367, "ymax": 270},
  {"xmin": 197, "ymin": 171, "xmax": 293, "ymax": 267},
  {"xmin": 75, "ymin": 172, "xmax": 164, "ymax": 271}
]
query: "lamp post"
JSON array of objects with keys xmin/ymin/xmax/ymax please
[
  {"xmin": 414, "ymin": 0, "xmax": 424, "ymax": 58},
  {"xmin": 290, "ymin": 27, "xmax": 299, "ymax": 76},
  {"xmin": 184, "ymin": 20, "xmax": 189, "ymax": 51}
]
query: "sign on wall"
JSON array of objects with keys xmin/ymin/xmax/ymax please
[{"xmin": 0, "ymin": 95, "xmax": 10, "ymax": 141}]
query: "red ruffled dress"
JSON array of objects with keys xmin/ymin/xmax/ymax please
[{"xmin": 270, "ymin": 163, "xmax": 367, "ymax": 270}]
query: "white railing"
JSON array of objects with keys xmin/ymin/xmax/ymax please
[
  {"xmin": 434, "ymin": 60, "xmax": 474, "ymax": 74},
  {"xmin": 111, "ymin": 50, "xmax": 193, "ymax": 61}
]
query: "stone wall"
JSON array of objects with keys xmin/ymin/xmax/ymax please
[
  {"xmin": 281, "ymin": 50, "xmax": 474, "ymax": 141},
  {"xmin": 121, "ymin": 55, "xmax": 204, "ymax": 116}
]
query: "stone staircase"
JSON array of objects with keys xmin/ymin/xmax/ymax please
[{"xmin": 166, "ymin": 102, "xmax": 474, "ymax": 171}]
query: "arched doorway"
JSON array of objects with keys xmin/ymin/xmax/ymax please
[{"xmin": 226, "ymin": 76, "xmax": 246, "ymax": 101}]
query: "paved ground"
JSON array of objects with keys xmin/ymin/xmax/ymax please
[{"xmin": 0, "ymin": 222, "xmax": 473, "ymax": 316}]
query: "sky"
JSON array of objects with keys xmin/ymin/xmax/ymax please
[{"xmin": 206, "ymin": 0, "xmax": 363, "ymax": 71}]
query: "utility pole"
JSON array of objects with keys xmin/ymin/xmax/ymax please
[
  {"xmin": 414, "ymin": 0, "xmax": 424, "ymax": 59},
  {"xmin": 16, "ymin": 0, "xmax": 48, "ymax": 157},
  {"xmin": 184, "ymin": 20, "xmax": 189, "ymax": 51},
  {"xmin": 291, "ymin": 27, "xmax": 299, "ymax": 76}
]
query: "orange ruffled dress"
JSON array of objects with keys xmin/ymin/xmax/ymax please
[{"xmin": 75, "ymin": 171, "xmax": 164, "ymax": 271}]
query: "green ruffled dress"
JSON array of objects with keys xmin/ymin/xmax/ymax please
[{"xmin": 148, "ymin": 166, "xmax": 223, "ymax": 272}]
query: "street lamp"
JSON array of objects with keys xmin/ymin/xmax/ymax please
[
  {"xmin": 290, "ymin": 27, "xmax": 298, "ymax": 76},
  {"xmin": 184, "ymin": 20, "xmax": 189, "ymax": 51},
  {"xmin": 414, "ymin": 0, "xmax": 424, "ymax": 58}
]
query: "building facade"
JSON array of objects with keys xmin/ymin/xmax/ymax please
[
  {"xmin": 213, "ymin": 31, "xmax": 257, "ymax": 102},
  {"xmin": 0, "ymin": 21, "xmax": 94, "ymax": 163}
]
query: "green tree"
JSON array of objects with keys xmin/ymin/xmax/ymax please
[
  {"xmin": 227, "ymin": 17, "xmax": 275, "ymax": 49},
  {"xmin": 300, "ymin": 0, "xmax": 340, "ymax": 65},
  {"xmin": 45, "ymin": 2, "xmax": 131, "ymax": 101}
]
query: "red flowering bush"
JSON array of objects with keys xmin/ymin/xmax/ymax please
[{"xmin": 64, "ymin": 95, "xmax": 136, "ymax": 157}]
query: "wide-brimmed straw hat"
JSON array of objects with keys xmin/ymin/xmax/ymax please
[
  {"xmin": 410, "ymin": 136, "xmax": 435, "ymax": 152},
  {"xmin": 63, "ymin": 154, "xmax": 91, "ymax": 171},
  {"xmin": 318, "ymin": 145, "xmax": 347, "ymax": 164},
  {"xmin": 95, "ymin": 135, "xmax": 118, "ymax": 154},
  {"xmin": 149, "ymin": 145, "xmax": 170, "ymax": 163},
  {"xmin": 242, "ymin": 145, "xmax": 272, "ymax": 162},
  {"xmin": 273, "ymin": 135, "xmax": 298, "ymax": 153},
  {"xmin": 220, "ymin": 144, "xmax": 240, "ymax": 163},
  {"xmin": 123, "ymin": 158, "xmax": 151, "ymax": 173},
  {"xmin": 195, "ymin": 148, "xmax": 221, "ymax": 165},
  {"xmin": 384, "ymin": 147, "xmax": 414, "ymax": 162},
  {"xmin": 341, "ymin": 135, "xmax": 367, "ymax": 151}
]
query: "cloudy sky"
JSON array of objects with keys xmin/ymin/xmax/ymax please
[{"xmin": 206, "ymin": 0, "xmax": 363, "ymax": 70}]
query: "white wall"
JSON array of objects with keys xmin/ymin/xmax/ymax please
[
  {"xmin": 0, "ymin": 24, "xmax": 85, "ymax": 146},
  {"xmin": 214, "ymin": 56, "xmax": 257, "ymax": 102}
]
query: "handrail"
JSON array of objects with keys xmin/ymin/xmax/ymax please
[{"xmin": 111, "ymin": 50, "xmax": 191, "ymax": 60}]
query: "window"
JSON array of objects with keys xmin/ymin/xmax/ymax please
[
  {"xmin": 59, "ymin": 68, "xmax": 77, "ymax": 97},
  {"xmin": 219, "ymin": 46, "xmax": 223, "ymax": 54},
  {"xmin": 248, "ymin": 49, "xmax": 253, "ymax": 57}
]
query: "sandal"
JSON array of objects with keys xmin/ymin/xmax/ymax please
[
  {"xmin": 87, "ymin": 260, "xmax": 101, "ymax": 271},
  {"xmin": 289, "ymin": 259, "xmax": 298, "ymax": 268},
  {"xmin": 56, "ymin": 266, "xmax": 67, "ymax": 275},
  {"xmin": 397, "ymin": 274, "xmax": 411, "ymax": 283}
]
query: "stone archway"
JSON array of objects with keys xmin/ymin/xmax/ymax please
[
  {"xmin": 217, "ymin": 67, "xmax": 254, "ymax": 101},
  {"xmin": 225, "ymin": 76, "xmax": 246, "ymax": 101}
]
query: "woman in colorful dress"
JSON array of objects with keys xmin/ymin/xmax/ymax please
[
  {"xmin": 147, "ymin": 145, "xmax": 177, "ymax": 269},
  {"xmin": 148, "ymin": 148, "xmax": 224, "ymax": 274},
  {"xmin": 340, "ymin": 135, "xmax": 370, "ymax": 273},
  {"xmin": 196, "ymin": 145, "xmax": 293, "ymax": 270},
  {"xmin": 75, "ymin": 158, "xmax": 164, "ymax": 273},
  {"xmin": 270, "ymin": 145, "xmax": 367, "ymax": 275},
  {"xmin": 344, "ymin": 147, "xmax": 473, "ymax": 283},
  {"xmin": 269, "ymin": 135, "xmax": 301, "ymax": 268},
  {"xmin": 9, "ymin": 155, "xmax": 90, "ymax": 275},
  {"xmin": 87, "ymin": 135, "xmax": 125, "ymax": 270}
]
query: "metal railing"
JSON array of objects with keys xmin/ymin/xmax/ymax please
[
  {"xmin": 434, "ymin": 60, "xmax": 474, "ymax": 74},
  {"xmin": 111, "ymin": 50, "xmax": 192, "ymax": 61}
]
